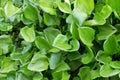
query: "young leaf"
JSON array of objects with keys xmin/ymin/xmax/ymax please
[
  {"xmin": 81, "ymin": 47, "xmax": 94, "ymax": 64},
  {"xmin": 78, "ymin": 27, "xmax": 95, "ymax": 47},
  {"xmin": 43, "ymin": 13, "xmax": 60, "ymax": 26},
  {"xmin": 28, "ymin": 53, "xmax": 48, "ymax": 72},
  {"xmin": 53, "ymin": 34, "xmax": 72, "ymax": 51},
  {"xmin": 20, "ymin": 26, "xmax": 35, "ymax": 42},
  {"xmin": 56, "ymin": 2, "xmax": 72, "ymax": 13},
  {"xmin": 73, "ymin": 0, "xmax": 94, "ymax": 26},
  {"xmin": 110, "ymin": 61, "xmax": 120, "ymax": 69},
  {"xmin": 35, "ymin": 36, "xmax": 51, "ymax": 51},
  {"xmin": 100, "ymin": 64, "xmax": 120, "ymax": 77},
  {"xmin": 38, "ymin": 0, "xmax": 56, "ymax": 15},
  {"xmin": 78, "ymin": 66, "xmax": 92, "ymax": 80},
  {"xmin": 0, "ymin": 57, "xmax": 18, "ymax": 73},
  {"xmin": 23, "ymin": 3, "xmax": 39, "ymax": 22},
  {"xmin": 44, "ymin": 28, "xmax": 61, "ymax": 44},
  {"xmin": 103, "ymin": 35, "xmax": 118, "ymax": 55}
]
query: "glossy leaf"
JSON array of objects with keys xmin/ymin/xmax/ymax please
[
  {"xmin": 35, "ymin": 36, "xmax": 51, "ymax": 51},
  {"xmin": 43, "ymin": 13, "xmax": 60, "ymax": 26},
  {"xmin": 73, "ymin": 0, "xmax": 94, "ymax": 26},
  {"xmin": 103, "ymin": 35, "xmax": 118, "ymax": 55},
  {"xmin": 78, "ymin": 66, "xmax": 92, "ymax": 80},
  {"xmin": 56, "ymin": 2, "xmax": 72, "ymax": 13},
  {"xmin": 28, "ymin": 53, "xmax": 48, "ymax": 72},
  {"xmin": 81, "ymin": 47, "xmax": 94, "ymax": 64},
  {"xmin": 78, "ymin": 27, "xmax": 95, "ymax": 47},
  {"xmin": 100, "ymin": 64, "xmax": 120, "ymax": 77},
  {"xmin": 0, "ymin": 57, "xmax": 18, "ymax": 73},
  {"xmin": 38, "ymin": 0, "xmax": 56, "ymax": 15},
  {"xmin": 20, "ymin": 26, "xmax": 35, "ymax": 42},
  {"xmin": 44, "ymin": 27, "xmax": 61, "ymax": 44},
  {"xmin": 53, "ymin": 34, "xmax": 72, "ymax": 51},
  {"xmin": 23, "ymin": 3, "xmax": 39, "ymax": 21},
  {"xmin": 110, "ymin": 61, "xmax": 120, "ymax": 69},
  {"xmin": 97, "ymin": 24, "xmax": 117, "ymax": 40},
  {"xmin": 4, "ymin": 0, "xmax": 20, "ymax": 18}
]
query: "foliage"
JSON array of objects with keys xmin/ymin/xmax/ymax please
[{"xmin": 0, "ymin": 0, "xmax": 120, "ymax": 80}]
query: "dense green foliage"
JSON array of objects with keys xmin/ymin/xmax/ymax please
[{"xmin": 0, "ymin": 0, "xmax": 120, "ymax": 80}]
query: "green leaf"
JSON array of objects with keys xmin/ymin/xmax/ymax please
[
  {"xmin": 20, "ymin": 26, "xmax": 35, "ymax": 42},
  {"xmin": 84, "ymin": 5, "xmax": 112, "ymax": 26},
  {"xmin": 33, "ymin": 73, "xmax": 43, "ymax": 80},
  {"xmin": 81, "ymin": 47, "xmax": 94, "ymax": 64},
  {"xmin": 4, "ymin": 0, "xmax": 20, "ymax": 18},
  {"xmin": 52, "ymin": 71, "xmax": 70, "ymax": 80},
  {"xmin": 0, "ymin": 57, "xmax": 18, "ymax": 73},
  {"xmin": 70, "ymin": 22, "xmax": 79, "ymax": 39},
  {"xmin": 78, "ymin": 27, "xmax": 95, "ymax": 47},
  {"xmin": 28, "ymin": 53, "xmax": 48, "ymax": 72},
  {"xmin": 44, "ymin": 27, "xmax": 61, "ymax": 44},
  {"xmin": 110, "ymin": 61, "xmax": 120, "ymax": 69},
  {"xmin": 78, "ymin": 66, "xmax": 92, "ymax": 80},
  {"xmin": 23, "ymin": 3, "xmax": 39, "ymax": 21},
  {"xmin": 0, "ymin": 22, "xmax": 13, "ymax": 31},
  {"xmin": 43, "ymin": 13, "xmax": 60, "ymax": 26},
  {"xmin": 96, "ymin": 50, "xmax": 112, "ymax": 64},
  {"xmin": 100, "ymin": 64, "xmax": 120, "ymax": 77},
  {"xmin": 73, "ymin": 0, "xmax": 94, "ymax": 26},
  {"xmin": 106, "ymin": 0, "xmax": 120, "ymax": 17},
  {"xmin": 103, "ymin": 35, "xmax": 118, "ymax": 55},
  {"xmin": 56, "ymin": 2, "xmax": 72, "ymax": 13},
  {"xmin": 97, "ymin": 24, "xmax": 117, "ymax": 40},
  {"xmin": 49, "ymin": 53, "xmax": 61, "ymax": 69},
  {"xmin": 38, "ymin": 0, "xmax": 56, "ymax": 15},
  {"xmin": 54, "ymin": 61, "xmax": 70, "ymax": 72},
  {"xmin": 35, "ymin": 36, "xmax": 51, "ymax": 51},
  {"xmin": 53, "ymin": 34, "xmax": 72, "ymax": 51}
]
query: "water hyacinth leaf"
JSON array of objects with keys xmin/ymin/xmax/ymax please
[
  {"xmin": 15, "ymin": 72, "xmax": 29, "ymax": 80},
  {"xmin": 0, "ymin": 35, "xmax": 12, "ymax": 54},
  {"xmin": 67, "ymin": 52, "xmax": 81, "ymax": 61},
  {"xmin": 70, "ymin": 22, "xmax": 79, "ymax": 39},
  {"xmin": 81, "ymin": 47, "xmax": 94, "ymax": 64},
  {"xmin": 56, "ymin": 2, "xmax": 72, "ymax": 13},
  {"xmin": 106, "ymin": 0, "xmax": 120, "ymax": 16},
  {"xmin": 49, "ymin": 53, "xmax": 61, "ymax": 69},
  {"xmin": 43, "ymin": 13, "xmax": 60, "ymax": 26},
  {"xmin": 38, "ymin": 0, "xmax": 56, "ymax": 15},
  {"xmin": 4, "ymin": 0, "xmax": 20, "ymax": 18},
  {"xmin": 33, "ymin": 72, "xmax": 43, "ymax": 80},
  {"xmin": 96, "ymin": 50, "xmax": 112, "ymax": 64},
  {"xmin": 103, "ymin": 35, "xmax": 118, "ymax": 55},
  {"xmin": 110, "ymin": 61, "xmax": 120, "ymax": 69},
  {"xmin": 73, "ymin": 0, "xmax": 94, "ymax": 26},
  {"xmin": 100, "ymin": 64, "xmax": 120, "ymax": 77},
  {"xmin": 91, "ymin": 70, "xmax": 100, "ymax": 79},
  {"xmin": 53, "ymin": 34, "xmax": 72, "ymax": 51},
  {"xmin": 97, "ymin": 24, "xmax": 117, "ymax": 40},
  {"xmin": 69, "ymin": 39, "xmax": 80, "ymax": 52},
  {"xmin": 61, "ymin": 71, "xmax": 70, "ymax": 80},
  {"xmin": 84, "ymin": 5, "xmax": 112, "ymax": 26},
  {"xmin": 23, "ymin": 3, "xmax": 39, "ymax": 22},
  {"xmin": 35, "ymin": 36, "xmax": 51, "ymax": 51},
  {"xmin": 78, "ymin": 66, "xmax": 92, "ymax": 80},
  {"xmin": 44, "ymin": 27, "xmax": 61, "ymax": 44},
  {"xmin": 20, "ymin": 26, "xmax": 35, "ymax": 42},
  {"xmin": 54, "ymin": 61, "xmax": 70, "ymax": 72},
  {"xmin": 52, "ymin": 71, "xmax": 70, "ymax": 80},
  {"xmin": 19, "ymin": 64, "xmax": 34, "ymax": 77},
  {"xmin": 0, "ymin": 57, "xmax": 18, "ymax": 73},
  {"xmin": 0, "ymin": 22, "xmax": 13, "ymax": 31},
  {"xmin": 28, "ymin": 53, "xmax": 48, "ymax": 72},
  {"xmin": 78, "ymin": 27, "xmax": 95, "ymax": 47}
]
